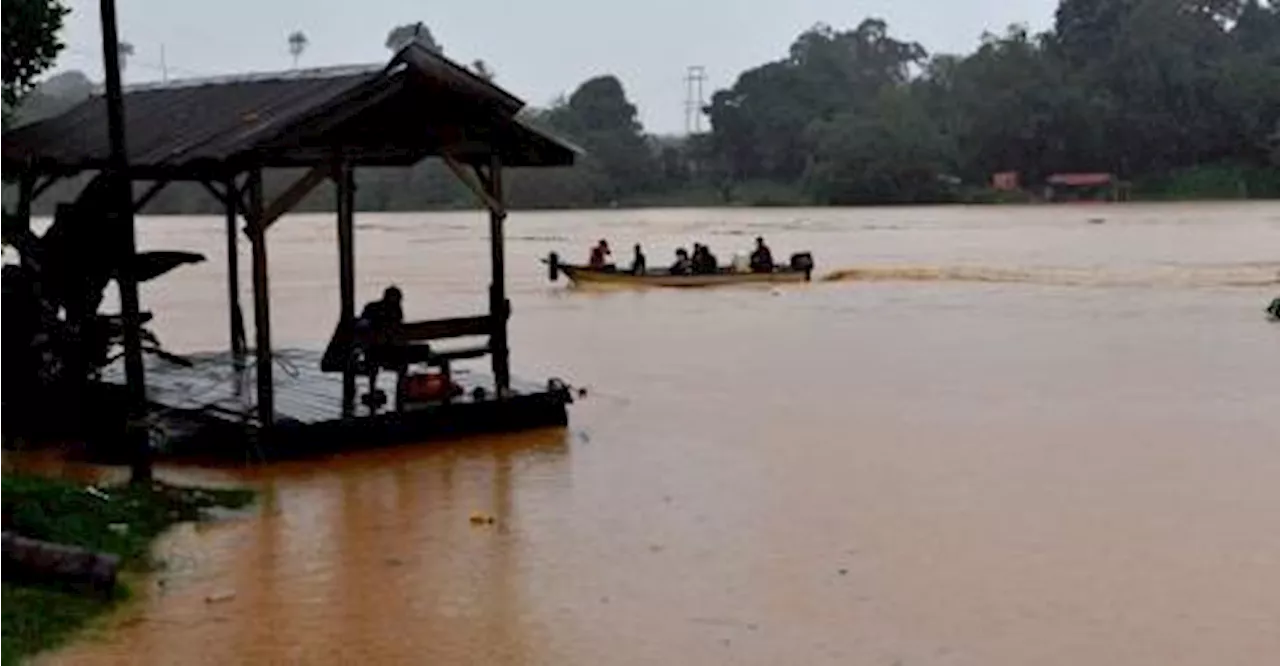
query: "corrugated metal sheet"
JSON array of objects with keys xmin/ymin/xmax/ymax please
[
  {"xmin": 2, "ymin": 44, "xmax": 578, "ymax": 177},
  {"xmin": 4, "ymin": 70, "xmax": 374, "ymax": 173}
]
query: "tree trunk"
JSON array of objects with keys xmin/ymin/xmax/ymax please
[{"xmin": 2, "ymin": 532, "xmax": 119, "ymax": 596}]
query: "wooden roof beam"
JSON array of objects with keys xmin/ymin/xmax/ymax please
[
  {"xmin": 244, "ymin": 164, "xmax": 332, "ymax": 232},
  {"xmin": 440, "ymin": 150, "xmax": 504, "ymax": 217}
]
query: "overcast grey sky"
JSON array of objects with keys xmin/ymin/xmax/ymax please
[{"xmin": 53, "ymin": 0, "xmax": 1058, "ymax": 134}]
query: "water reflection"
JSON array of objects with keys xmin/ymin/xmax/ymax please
[{"xmin": 31, "ymin": 428, "xmax": 570, "ymax": 666}]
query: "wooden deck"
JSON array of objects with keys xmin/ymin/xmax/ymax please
[{"xmin": 99, "ymin": 349, "xmax": 570, "ymax": 459}]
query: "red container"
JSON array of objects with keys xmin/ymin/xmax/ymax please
[{"xmin": 401, "ymin": 372, "xmax": 458, "ymax": 402}]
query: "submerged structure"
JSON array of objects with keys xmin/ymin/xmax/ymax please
[{"xmin": 3, "ymin": 44, "xmax": 581, "ymax": 458}]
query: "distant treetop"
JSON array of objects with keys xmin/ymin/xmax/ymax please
[{"xmin": 385, "ymin": 22, "xmax": 443, "ymax": 54}]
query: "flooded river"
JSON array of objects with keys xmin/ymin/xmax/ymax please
[{"xmin": 27, "ymin": 202, "xmax": 1280, "ymax": 665}]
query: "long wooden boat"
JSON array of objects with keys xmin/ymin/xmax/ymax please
[{"xmin": 544, "ymin": 252, "xmax": 813, "ymax": 287}]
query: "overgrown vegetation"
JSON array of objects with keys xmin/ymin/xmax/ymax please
[{"xmin": 1, "ymin": 473, "xmax": 254, "ymax": 663}]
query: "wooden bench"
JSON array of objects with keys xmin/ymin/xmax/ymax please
[
  {"xmin": 391, "ymin": 315, "xmax": 496, "ymax": 407},
  {"xmin": 321, "ymin": 314, "xmax": 497, "ymax": 410}
]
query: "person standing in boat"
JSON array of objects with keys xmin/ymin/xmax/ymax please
[
  {"xmin": 750, "ymin": 236, "xmax": 775, "ymax": 273},
  {"xmin": 589, "ymin": 239, "xmax": 613, "ymax": 270},
  {"xmin": 630, "ymin": 243, "xmax": 647, "ymax": 275}
]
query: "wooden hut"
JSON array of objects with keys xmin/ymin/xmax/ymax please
[{"xmin": 2, "ymin": 44, "xmax": 581, "ymax": 458}]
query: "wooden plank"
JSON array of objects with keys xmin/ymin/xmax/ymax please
[
  {"xmin": 102, "ymin": 349, "xmax": 541, "ymax": 436},
  {"xmin": 440, "ymin": 151, "xmax": 505, "ymax": 216},
  {"xmin": 399, "ymin": 315, "xmax": 493, "ymax": 341}
]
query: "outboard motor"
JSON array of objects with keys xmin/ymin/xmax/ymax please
[
  {"xmin": 547, "ymin": 252, "xmax": 561, "ymax": 282},
  {"xmin": 790, "ymin": 252, "xmax": 815, "ymax": 281}
]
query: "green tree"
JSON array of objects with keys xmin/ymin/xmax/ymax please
[
  {"xmin": 2, "ymin": 0, "xmax": 70, "ymax": 108},
  {"xmin": 705, "ymin": 18, "xmax": 927, "ymax": 184},
  {"xmin": 9, "ymin": 68, "xmax": 90, "ymax": 125},
  {"xmin": 542, "ymin": 76, "xmax": 658, "ymax": 203},
  {"xmin": 287, "ymin": 31, "xmax": 308, "ymax": 68},
  {"xmin": 922, "ymin": 25, "xmax": 1103, "ymax": 182},
  {"xmin": 804, "ymin": 87, "xmax": 956, "ymax": 204}
]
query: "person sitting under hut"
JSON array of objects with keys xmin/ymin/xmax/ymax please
[{"xmin": 354, "ymin": 286, "xmax": 405, "ymax": 403}]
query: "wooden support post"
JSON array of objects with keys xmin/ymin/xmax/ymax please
[
  {"xmin": 15, "ymin": 174, "xmax": 34, "ymax": 269},
  {"xmin": 99, "ymin": 0, "xmax": 149, "ymax": 484},
  {"xmin": 484, "ymin": 154, "xmax": 511, "ymax": 394},
  {"xmin": 246, "ymin": 169, "xmax": 274, "ymax": 428},
  {"xmin": 335, "ymin": 160, "xmax": 357, "ymax": 416},
  {"xmin": 224, "ymin": 176, "xmax": 246, "ymax": 364},
  {"xmin": 16, "ymin": 173, "xmax": 35, "ymax": 218}
]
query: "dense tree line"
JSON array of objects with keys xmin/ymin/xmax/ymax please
[
  {"xmin": 7, "ymin": 0, "xmax": 1279, "ymax": 213},
  {"xmin": 706, "ymin": 0, "xmax": 1280, "ymax": 203}
]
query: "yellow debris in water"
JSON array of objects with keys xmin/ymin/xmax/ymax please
[{"xmin": 469, "ymin": 511, "xmax": 495, "ymax": 525}]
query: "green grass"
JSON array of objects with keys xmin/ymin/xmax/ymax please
[{"xmin": 1, "ymin": 474, "xmax": 253, "ymax": 663}]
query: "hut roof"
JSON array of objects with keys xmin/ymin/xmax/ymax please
[{"xmin": 2, "ymin": 43, "xmax": 580, "ymax": 180}]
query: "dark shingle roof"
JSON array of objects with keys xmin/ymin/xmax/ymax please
[{"xmin": 2, "ymin": 45, "xmax": 578, "ymax": 178}]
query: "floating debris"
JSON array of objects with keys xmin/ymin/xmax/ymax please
[
  {"xmin": 469, "ymin": 511, "xmax": 495, "ymax": 525},
  {"xmin": 205, "ymin": 590, "xmax": 236, "ymax": 603}
]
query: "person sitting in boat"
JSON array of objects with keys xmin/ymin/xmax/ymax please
[
  {"xmin": 670, "ymin": 248, "xmax": 693, "ymax": 275},
  {"xmin": 588, "ymin": 240, "xmax": 614, "ymax": 270},
  {"xmin": 750, "ymin": 236, "xmax": 775, "ymax": 273},
  {"xmin": 692, "ymin": 244, "xmax": 719, "ymax": 274},
  {"xmin": 354, "ymin": 285, "xmax": 405, "ymax": 400},
  {"xmin": 630, "ymin": 243, "xmax": 647, "ymax": 275}
]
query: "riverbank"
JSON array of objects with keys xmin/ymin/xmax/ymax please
[
  {"xmin": 1, "ymin": 473, "xmax": 253, "ymax": 664},
  {"xmin": 11, "ymin": 164, "xmax": 1275, "ymax": 217}
]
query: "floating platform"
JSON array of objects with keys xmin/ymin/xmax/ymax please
[{"xmin": 98, "ymin": 349, "xmax": 571, "ymax": 460}]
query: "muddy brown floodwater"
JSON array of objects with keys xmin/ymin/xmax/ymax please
[{"xmin": 17, "ymin": 202, "xmax": 1280, "ymax": 665}]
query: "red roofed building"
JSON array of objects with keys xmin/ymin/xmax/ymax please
[
  {"xmin": 1044, "ymin": 172, "xmax": 1127, "ymax": 202},
  {"xmin": 1047, "ymin": 173, "xmax": 1114, "ymax": 187}
]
